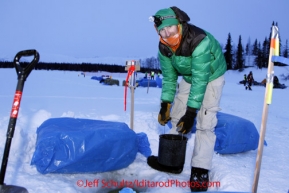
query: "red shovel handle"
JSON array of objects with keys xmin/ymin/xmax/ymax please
[{"xmin": 0, "ymin": 49, "xmax": 40, "ymax": 186}]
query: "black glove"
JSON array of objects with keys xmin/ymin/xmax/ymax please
[
  {"xmin": 158, "ymin": 102, "xmax": 171, "ymax": 126},
  {"xmin": 177, "ymin": 107, "xmax": 197, "ymax": 134}
]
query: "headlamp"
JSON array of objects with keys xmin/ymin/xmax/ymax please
[{"xmin": 148, "ymin": 15, "xmax": 176, "ymax": 27}]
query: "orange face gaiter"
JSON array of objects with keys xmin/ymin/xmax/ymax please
[{"xmin": 160, "ymin": 24, "xmax": 182, "ymax": 52}]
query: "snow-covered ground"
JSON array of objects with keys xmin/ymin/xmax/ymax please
[{"xmin": 0, "ymin": 65, "xmax": 288, "ymax": 193}]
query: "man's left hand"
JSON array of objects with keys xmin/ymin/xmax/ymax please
[{"xmin": 176, "ymin": 107, "xmax": 197, "ymax": 134}]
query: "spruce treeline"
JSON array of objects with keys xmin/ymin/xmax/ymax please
[
  {"xmin": 0, "ymin": 61, "xmax": 127, "ymax": 72},
  {"xmin": 224, "ymin": 21, "xmax": 289, "ymax": 71},
  {"xmin": 0, "ymin": 60, "xmax": 159, "ymax": 74}
]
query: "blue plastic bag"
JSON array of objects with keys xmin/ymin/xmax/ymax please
[
  {"xmin": 31, "ymin": 118, "xmax": 151, "ymax": 174},
  {"xmin": 168, "ymin": 112, "xmax": 261, "ymax": 154}
]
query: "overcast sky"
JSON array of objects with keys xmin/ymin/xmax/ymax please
[{"xmin": 1, "ymin": 0, "xmax": 289, "ymax": 61}]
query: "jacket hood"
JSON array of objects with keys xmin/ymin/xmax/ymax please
[{"xmin": 170, "ymin": 6, "xmax": 190, "ymax": 23}]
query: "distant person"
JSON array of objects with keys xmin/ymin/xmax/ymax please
[
  {"xmin": 151, "ymin": 71, "xmax": 155, "ymax": 80},
  {"xmin": 273, "ymin": 75, "xmax": 280, "ymax": 87},
  {"xmin": 147, "ymin": 6, "xmax": 226, "ymax": 192},
  {"xmin": 148, "ymin": 72, "xmax": 151, "ymax": 79},
  {"xmin": 246, "ymin": 71, "xmax": 254, "ymax": 90},
  {"xmin": 243, "ymin": 74, "xmax": 247, "ymax": 87},
  {"xmin": 144, "ymin": 72, "xmax": 148, "ymax": 79}
]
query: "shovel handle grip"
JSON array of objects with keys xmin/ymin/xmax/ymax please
[
  {"xmin": 13, "ymin": 49, "xmax": 40, "ymax": 80},
  {"xmin": 15, "ymin": 49, "xmax": 39, "ymax": 58}
]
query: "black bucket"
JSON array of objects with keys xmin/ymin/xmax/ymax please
[{"xmin": 157, "ymin": 134, "xmax": 188, "ymax": 167}]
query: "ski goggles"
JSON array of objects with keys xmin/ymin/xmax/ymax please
[{"xmin": 149, "ymin": 15, "xmax": 177, "ymax": 27}]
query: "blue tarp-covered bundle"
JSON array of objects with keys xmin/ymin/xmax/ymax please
[
  {"xmin": 91, "ymin": 76, "xmax": 103, "ymax": 81},
  {"xmin": 155, "ymin": 76, "xmax": 162, "ymax": 88},
  {"xmin": 137, "ymin": 78, "xmax": 157, "ymax": 87},
  {"xmin": 272, "ymin": 55, "xmax": 289, "ymax": 65},
  {"xmin": 168, "ymin": 112, "xmax": 261, "ymax": 154},
  {"xmin": 197, "ymin": 112, "xmax": 260, "ymax": 154},
  {"xmin": 31, "ymin": 118, "xmax": 151, "ymax": 174},
  {"xmin": 91, "ymin": 75, "xmax": 110, "ymax": 82}
]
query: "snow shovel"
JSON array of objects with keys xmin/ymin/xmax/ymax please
[{"xmin": 0, "ymin": 49, "xmax": 39, "ymax": 193}]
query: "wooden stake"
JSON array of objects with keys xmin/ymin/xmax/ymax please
[
  {"xmin": 130, "ymin": 86, "xmax": 134, "ymax": 130},
  {"xmin": 124, "ymin": 60, "xmax": 140, "ymax": 130},
  {"xmin": 252, "ymin": 25, "xmax": 278, "ymax": 193}
]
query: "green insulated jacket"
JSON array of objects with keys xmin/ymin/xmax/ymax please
[{"xmin": 159, "ymin": 23, "xmax": 227, "ymax": 109}]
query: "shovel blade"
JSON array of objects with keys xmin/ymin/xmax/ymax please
[{"xmin": 0, "ymin": 185, "xmax": 28, "ymax": 193}]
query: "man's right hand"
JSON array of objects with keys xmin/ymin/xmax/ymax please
[{"xmin": 158, "ymin": 102, "xmax": 171, "ymax": 126}]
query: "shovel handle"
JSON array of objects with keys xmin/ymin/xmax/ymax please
[
  {"xmin": 13, "ymin": 49, "xmax": 40, "ymax": 81},
  {"xmin": 0, "ymin": 49, "xmax": 39, "ymax": 185}
]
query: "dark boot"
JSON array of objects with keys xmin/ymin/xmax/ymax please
[
  {"xmin": 190, "ymin": 167, "xmax": 209, "ymax": 192},
  {"xmin": 147, "ymin": 134, "xmax": 187, "ymax": 174}
]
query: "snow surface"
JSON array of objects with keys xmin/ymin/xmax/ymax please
[{"xmin": 0, "ymin": 64, "xmax": 289, "ymax": 193}]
